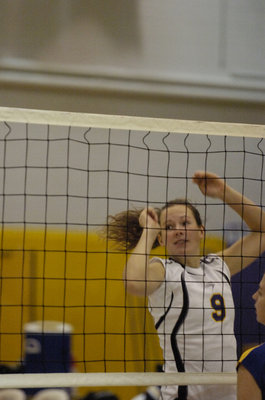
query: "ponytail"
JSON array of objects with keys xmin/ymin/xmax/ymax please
[{"xmin": 105, "ymin": 209, "xmax": 160, "ymax": 251}]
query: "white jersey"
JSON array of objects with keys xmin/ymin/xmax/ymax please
[{"xmin": 148, "ymin": 255, "xmax": 237, "ymax": 400}]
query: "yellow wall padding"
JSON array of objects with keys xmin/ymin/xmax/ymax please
[
  {"xmin": 0, "ymin": 229, "xmax": 162, "ymax": 398},
  {"xmin": 0, "ymin": 229, "xmax": 223, "ymax": 399}
]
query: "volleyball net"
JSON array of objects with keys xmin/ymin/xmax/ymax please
[{"xmin": 0, "ymin": 107, "xmax": 265, "ymax": 397}]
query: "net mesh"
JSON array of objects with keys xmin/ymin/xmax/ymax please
[{"xmin": 0, "ymin": 107, "xmax": 265, "ymax": 398}]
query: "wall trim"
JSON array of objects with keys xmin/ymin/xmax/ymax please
[{"xmin": 0, "ymin": 57, "xmax": 265, "ymax": 104}]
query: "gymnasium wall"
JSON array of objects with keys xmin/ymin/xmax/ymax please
[
  {"xmin": 0, "ymin": 229, "xmax": 161, "ymax": 368},
  {"xmin": 0, "ymin": 228, "xmax": 164, "ymax": 398},
  {"xmin": 0, "ymin": 0, "xmax": 264, "ymax": 124},
  {"xmin": 0, "ymin": 227, "xmax": 226, "ymax": 397}
]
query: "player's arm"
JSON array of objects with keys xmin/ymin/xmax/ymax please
[
  {"xmin": 123, "ymin": 208, "xmax": 165, "ymax": 296},
  {"xmin": 193, "ymin": 171, "xmax": 265, "ymax": 275},
  {"xmin": 218, "ymin": 184, "xmax": 265, "ymax": 275},
  {"xmin": 237, "ymin": 364, "xmax": 262, "ymax": 400}
]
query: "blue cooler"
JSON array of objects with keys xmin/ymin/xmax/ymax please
[{"xmin": 24, "ymin": 320, "xmax": 73, "ymax": 395}]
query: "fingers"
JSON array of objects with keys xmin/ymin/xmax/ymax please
[
  {"xmin": 192, "ymin": 170, "xmax": 219, "ymax": 181},
  {"xmin": 146, "ymin": 207, "xmax": 159, "ymax": 222},
  {"xmin": 192, "ymin": 171, "xmax": 205, "ymax": 186},
  {"xmin": 139, "ymin": 207, "xmax": 159, "ymax": 228},
  {"xmin": 192, "ymin": 171, "xmax": 206, "ymax": 188},
  {"xmin": 192, "ymin": 171, "xmax": 225, "ymax": 200},
  {"xmin": 192, "ymin": 171, "xmax": 221, "ymax": 189}
]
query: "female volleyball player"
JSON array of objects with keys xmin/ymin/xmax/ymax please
[
  {"xmin": 237, "ymin": 273, "xmax": 265, "ymax": 400},
  {"xmin": 107, "ymin": 171, "xmax": 265, "ymax": 400}
]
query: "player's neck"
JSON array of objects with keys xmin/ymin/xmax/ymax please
[{"xmin": 172, "ymin": 255, "xmax": 201, "ymax": 268}]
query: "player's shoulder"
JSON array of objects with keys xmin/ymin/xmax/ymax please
[
  {"xmin": 202, "ymin": 254, "xmax": 231, "ymax": 280},
  {"xmin": 150, "ymin": 257, "xmax": 182, "ymax": 267},
  {"xmin": 201, "ymin": 253, "xmax": 222, "ymax": 265},
  {"xmin": 238, "ymin": 343, "xmax": 265, "ymax": 367},
  {"xmin": 150, "ymin": 257, "xmax": 184, "ymax": 282},
  {"xmin": 245, "ymin": 342, "xmax": 265, "ymax": 360}
]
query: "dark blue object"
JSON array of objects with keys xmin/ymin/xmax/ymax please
[
  {"xmin": 231, "ymin": 253, "xmax": 265, "ymax": 357},
  {"xmin": 24, "ymin": 332, "xmax": 71, "ymax": 373},
  {"xmin": 23, "ymin": 321, "xmax": 72, "ymax": 396}
]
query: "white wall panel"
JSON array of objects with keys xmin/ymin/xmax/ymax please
[{"xmin": 0, "ymin": 0, "xmax": 264, "ymax": 120}]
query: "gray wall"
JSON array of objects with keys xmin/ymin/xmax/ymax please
[
  {"xmin": 0, "ymin": 0, "xmax": 265, "ymax": 124},
  {"xmin": 1, "ymin": 121, "xmax": 264, "ymax": 237}
]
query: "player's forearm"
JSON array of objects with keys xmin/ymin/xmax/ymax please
[
  {"xmin": 222, "ymin": 185, "xmax": 265, "ymax": 232},
  {"xmin": 123, "ymin": 228, "xmax": 158, "ymax": 284}
]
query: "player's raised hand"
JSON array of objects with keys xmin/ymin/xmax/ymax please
[
  {"xmin": 192, "ymin": 171, "xmax": 225, "ymax": 199},
  {"xmin": 139, "ymin": 207, "xmax": 160, "ymax": 233}
]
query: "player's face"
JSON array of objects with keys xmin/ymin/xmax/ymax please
[
  {"xmin": 253, "ymin": 274, "xmax": 265, "ymax": 325},
  {"xmin": 159, "ymin": 204, "xmax": 204, "ymax": 266}
]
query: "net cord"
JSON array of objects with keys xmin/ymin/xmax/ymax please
[
  {"xmin": 0, "ymin": 106, "xmax": 264, "ymax": 138},
  {"xmin": 0, "ymin": 372, "xmax": 237, "ymax": 389}
]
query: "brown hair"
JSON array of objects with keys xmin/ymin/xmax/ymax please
[
  {"xmin": 160, "ymin": 199, "xmax": 202, "ymax": 227},
  {"xmin": 105, "ymin": 199, "xmax": 202, "ymax": 251}
]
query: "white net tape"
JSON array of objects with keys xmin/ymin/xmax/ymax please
[
  {"xmin": 0, "ymin": 372, "xmax": 237, "ymax": 389},
  {"xmin": 0, "ymin": 106, "xmax": 264, "ymax": 138}
]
